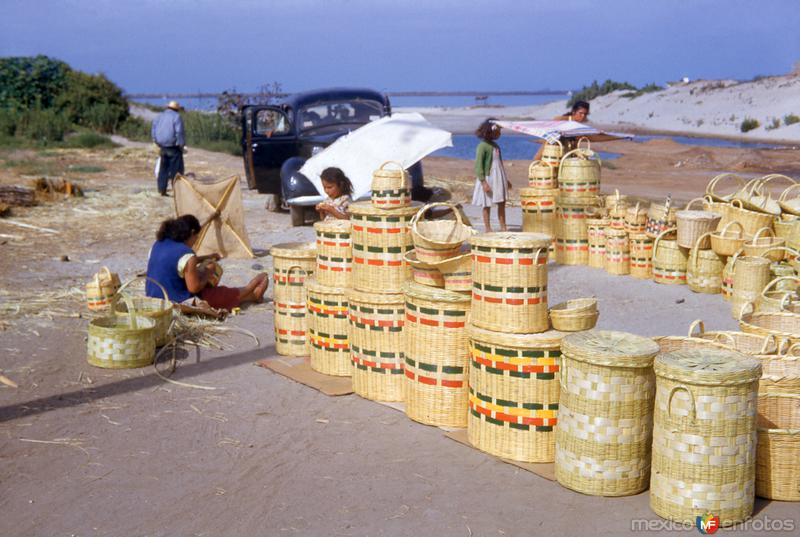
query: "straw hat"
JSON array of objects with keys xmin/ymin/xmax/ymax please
[{"xmin": 167, "ymin": 100, "xmax": 183, "ymax": 111}]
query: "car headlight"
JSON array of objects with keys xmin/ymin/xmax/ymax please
[{"xmin": 311, "ymin": 145, "xmax": 324, "ymax": 156}]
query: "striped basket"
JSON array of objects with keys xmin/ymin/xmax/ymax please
[
  {"xmin": 306, "ymin": 278, "xmax": 351, "ymax": 377},
  {"xmin": 646, "ymin": 201, "xmax": 678, "ymax": 239},
  {"xmin": 625, "ymin": 202, "xmax": 648, "ymax": 234},
  {"xmin": 687, "ymin": 232, "xmax": 724, "ymax": 294},
  {"xmin": 403, "ymin": 282, "xmax": 471, "ymax": 428},
  {"xmin": 470, "ymin": 232, "xmax": 551, "ymax": 334},
  {"xmin": 556, "ymin": 331, "xmax": 660, "ymax": 496},
  {"xmin": 587, "ymin": 218, "xmax": 609, "ymax": 269},
  {"xmin": 652, "ymin": 228, "xmax": 688, "ymax": 285},
  {"xmin": 371, "ymin": 161, "xmax": 411, "ymax": 208},
  {"xmin": 85, "ymin": 266, "xmax": 121, "ymax": 311},
  {"xmin": 604, "ymin": 229, "xmax": 630, "ymax": 275},
  {"xmin": 314, "ymin": 219, "xmax": 352, "ymax": 288},
  {"xmin": 651, "ymin": 349, "xmax": 761, "ymax": 527},
  {"xmin": 350, "ymin": 201, "xmax": 418, "ymax": 293},
  {"xmin": 558, "ymin": 147, "xmax": 601, "ymax": 197},
  {"xmin": 271, "ymin": 242, "xmax": 316, "ymax": 356},
  {"xmin": 520, "ymin": 187, "xmax": 558, "ymax": 238},
  {"xmin": 528, "ymin": 160, "xmax": 557, "ymax": 189},
  {"xmin": 347, "ymin": 289, "xmax": 405, "ymax": 401},
  {"xmin": 629, "ymin": 233, "xmax": 654, "ymax": 279},
  {"xmin": 403, "ymin": 250, "xmax": 445, "ymax": 287},
  {"xmin": 87, "ymin": 300, "xmax": 156, "ymax": 369},
  {"xmin": 541, "ymin": 140, "xmax": 563, "ymax": 175},
  {"xmin": 554, "ymin": 195, "xmax": 600, "ymax": 265},
  {"xmin": 607, "ymin": 198, "xmax": 628, "ymax": 231},
  {"xmin": 721, "ymin": 251, "xmax": 740, "ymax": 301},
  {"xmin": 468, "ymin": 324, "xmax": 566, "ymax": 463}
]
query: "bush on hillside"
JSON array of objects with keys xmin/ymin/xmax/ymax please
[
  {"xmin": 117, "ymin": 116, "xmax": 151, "ymax": 142},
  {"xmin": 14, "ymin": 107, "xmax": 71, "ymax": 142},
  {"xmin": 784, "ymin": 114, "xmax": 800, "ymax": 126},
  {"xmin": 64, "ymin": 132, "xmax": 118, "ymax": 149},
  {"xmin": 568, "ymin": 79, "xmax": 636, "ymax": 108},
  {"xmin": 0, "ymin": 55, "xmax": 70, "ymax": 109},
  {"xmin": 54, "ymin": 70, "xmax": 129, "ymax": 132},
  {"xmin": 740, "ymin": 118, "xmax": 760, "ymax": 132}
]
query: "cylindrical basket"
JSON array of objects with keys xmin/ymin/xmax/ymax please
[
  {"xmin": 646, "ymin": 200, "xmax": 678, "ymax": 239},
  {"xmin": 470, "ymin": 232, "xmax": 551, "ymax": 334},
  {"xmin": 676, "ymin": 198, "xmax": 722, "ymax": 249},
  {"xmin": 87, "ymin": 303, "xmax": 156, "ymax": 369},
  {"xmin": 558, "ymin": 147, "xmax": 601, "ymax": 197},
  {"xmin": 687, "ymin": 232, "xmax": 724, "ymax": 294},
  {"xmin": 410, "ymin": 202, "xmax": 474, "ymax": 263},
  {"xmin": 528, "ymin": 160, "xmax": 557, "ymax": 189},
  {"xmin": 468, "ymin": 324, "xmax": 566, "ymax": 463},
  {"xmin": 306, "ymin": 279, "xmax": 351, "ymax": 377},
  {"xmin": 652, "ymin": 228, "xmax": 688, "ymax": 285},
  {"xmin": 271, "ymin": 242, "xmax": 317, "ymax": 356},
  {"xmin": 587, "ymin": 218, "xmax": 609, "ymax": 269},
  {"xmin": 554, "ymin": 195, "xmax": 600, "ymax": 265},
  {"xmin": 541, "ymin": 140, "xmax": 563, "ymax": 174},
  {"xmin": 347, "ymin": 289, "xmax": 405, "ymax": 401},
  {"xmin": 86, "ymin": 266, "xmax": 122, "ymax": 311},
  {"xmin": 607, "ymin": 198, "xmax": 629, "ymax": 231},
  {"xmin": 756, "ymin": 393, "xmax": 800, "ymax": 501},
  {"xmin": 314, "ymin": 219, "xmax": 352, "ymax": 288},
  {"xmin": 520, "ymin": 187, "xmax": 558, "ymax": 238},
  {"xmin": 625, "ymin": 202, "xmax": 648, "ymax": 234},
  {"xmin": 629, "ymin": 233, "xmax": 654, "ymax": 279},
  {"xmin": 650, "ymin": 349, "xmax": 761, "ymax": 527},
  {"xmin": 604, "ymin": 228, "xmax": 630, "ymax": 275},
  {"xmin": 371, "ymin": 160, "xmax": 411, "ymax": 208},
  {"xmin": 555, "ymin": 330, "xmax": 660, "ymax": 496},
  {"xmin": 731, "ymin": 255, "xmax": 771, "ymax": 318},
  {"xmin": 350, "ymin": 201, "xmax": 418, "ymax": 293},
  {"xmin": 403, "ymin": 282, "xmax": 471, "ymax": 428}
]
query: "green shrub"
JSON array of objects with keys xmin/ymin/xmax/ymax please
[
  {"xmin": 765, "ymin": 117, "xmax": 781, "ymax": 131},
  {"xmin": 14, "ymin": 107, "xmax": 70, "ymax": 142},
  {"xmin": 63, "ymin": 132, "xmax": 117, "ymax": 149},
  {"xmin": 117, "ymin": 116, "xmax": 151, "ymax": 142},
  {"xmin": 183, "ymin": 111, "xmax": 240, "ymax": 155},
  {"xmin": 740, "ymin": 118, "xmax": 760, "ymax": 132},
  {"xmin": 0, "ymin": 55, "xmax": 69, "ymax": 109},
  {"xmin": 0, "ymin": 108, "xmax": 18, "ymax": 136},
  {"xmin": 568, "ymin": 79, "xmax": 636, "ymax": 107},
  {"xmin": 54, "ymin": 70, "xmax": 128, "ymax": 132},
  {"xmin": 784, "ymin": 113, "xmax": 800, "ymax": 126}
]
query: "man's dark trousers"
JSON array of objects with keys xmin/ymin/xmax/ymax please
[{"xmin": 157, "ymin": 146, "xmax": 185, "ymax": 194}]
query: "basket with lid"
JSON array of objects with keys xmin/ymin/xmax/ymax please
[
  {"xmin": 371, "ymin": 160, "xmax": 411, "ymax": 208},
  {"xmin": 676, "ymin": 198, "xmax": 722, "ymax": 249},
  {"xmin": 650, "ymin": 349, "xmax": 761, "ymax": 527},
  {"xmin": 410, "ymin": 202, "xmax": 474, "ymax": 263},
  {"xmin": 586, "ymin": 217, "xmax": 609, "ymax": 268},
  {"xmin": 468, "ymin": 324, "xmax": 566, "ymax": 463},
  {"xmin": 629, "ymin": 233, "xmax": 654, "ymax": 279},
  {"xmin": 652, "ymin": 228, "xmax": 688, "ymax": 285},
  {"xmin": 403, "ymin": 282, "xmax": 471, "ymax": 428},
  {"xmin": 306, "ymin": 278, "xmax": 351, "ymax": 377},
  {"xmin": 470, "ymin": 232, "xmax": 551, "ymax": 333},
  {"xmin": 520, "ymin": 187, "xmax": 558, "ymax": 237},
  {"xmin": 687, "ymin": 232, "xmax": 724, "ymax": 294},
  {"xmin": 271, "ymin": 242, "xmax": 317, "ymax": 356},
  {"xmin": 528, "ymin": 160, "xmax": 557, "ymax": 189},
  {"xmin": 314, "ymin": 219, "xmax": 352, "ymax": 288},
  {"xmin": 557, "ymin": 142, "xmax": 601, "ymax": 197},
  {"xmin": 555, "ymin": 330, "xmax": 660, "ymax": 496}
]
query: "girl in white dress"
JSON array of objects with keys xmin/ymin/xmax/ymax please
[{"xmin": 472, "ymin": 120, "xmax": 512, "ymax": 231}]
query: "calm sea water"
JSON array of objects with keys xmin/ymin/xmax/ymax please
[{"xmin": 434, "ymin": 134, "xmax": 621, "ymax": 161}]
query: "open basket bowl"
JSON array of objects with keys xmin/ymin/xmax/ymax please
[
  {"xmin": 778, "ymin": 181, "xmax": 800, "ymax": 216},
  {"xmin": 548, "ymin": 298, "xmax": 599, "ymax": 331},
  {"xmin": 743, "ymin": 228, "xmax": 785, "ymax": 261},
  {"xmin": 410, "ymin": 202, "xmax": 474, "ymax": 263},
  {"xmin": 710, "ymin": 221, "xmax": 746, "ymax": 257},
  {"xmin": 113, "ymin": 277, "xmax": 174, "ymax": 347},
  {"xmin": 88, "ymin": 295, "xmax": 156, "ymax": 369}
]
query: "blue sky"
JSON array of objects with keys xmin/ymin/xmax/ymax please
[{"xmin": 1, "ymin": 0, "xmax": 799, "ymax": 94}]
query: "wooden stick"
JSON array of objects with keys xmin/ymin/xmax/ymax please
[{"xmin": 0, "ymin": 220, "xmax": 59, "ymax": 234}]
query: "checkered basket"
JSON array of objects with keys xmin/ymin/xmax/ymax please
[{"xmin": 87, "ymin": 296, "xmax": 156, "ymax": 369}]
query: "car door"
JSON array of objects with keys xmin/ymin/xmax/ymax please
[{"xmin": 241, "ymin": 105, "xmax": 297, "ymax": 194}]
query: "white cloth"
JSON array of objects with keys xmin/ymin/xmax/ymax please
[
  {"xmin": 492, "ymin": 119, "xmax": 633, "ymax": 143},
  {"xmin": 471, "ymin": 148, "xmax": 508, "ymax": 208}
]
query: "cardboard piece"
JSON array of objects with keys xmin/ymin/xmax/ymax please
[
  {"xmin": 444, "ymin": 429, "xmax": 556, "ymax": 481},
  {"xmin": 256, "ymin": 358, "xmax": 353, "ymax": 396}
]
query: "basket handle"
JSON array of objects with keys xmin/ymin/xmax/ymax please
[
  {"xmin": 576, "ymin": 137, "xmax": 591, "ymax": 152},
  {"xmin": 738, "ymin": 177, "xmax": 764, "ymax": 198},
  {"xmin": 667, "ymin": 385, "xmax": 696, "ymax": 423},
  {"xmin": 785, "ymin": 342, "xmax": 800, "ymax": 357},
  {"xmin": 759, "ymin": 333, "xmax": 779, "ymax": 354},
  {"xmin": 689, "ymin": 232, "xmax": 713, "ymax": 271},
  {"xmin": 778, "ymin": 182, "xmax": 800, "ymax": 202},
  {"xmin": 409, "ymin": 202, "xmax": 464, "ymax": 230},
  {"xmin": 752, "ymin": 226, "xmax": 775, "ymax": 241},
  {"xmin": 730, "ymin": 199, "xmax": 744, "ymax": 209},
  {"xmin": 116, "ymin": 276, "xmax": 172, "ymax": 310},
  {"xmin": 378, "ymin": 160, "xmax": 405, "ymax": 173},
  {"xmin": 737, "ymin": 300, "xmax": 756, "ymax": 320},
  {"xmin": 558, "ymin": 355, "xmax": 569, "ymax": 392},
  {"xmin": 687, "ymin": 319, "xmax": 705, "ymax": 338},
  {"xmin": 706, "ymin": 173, "xmax": 744, "ymax": 198},
  {"xmin": 759, "ymin": 246, "xmax": 799, "ymax": 260},
  {"xmin": 759, "ymin": 174, "xmax": 796, "ymax": 193},
  {"xmin": 652, "ymin": 227, "xmax": 677, "ymax": 258},
  {"xmin": 761, "ymin": 275, "xmax": 800, "ymax": 298},
  {"xmin": 718, "ymin": 220, "xmax": 744, "ymax": 238},
  {"xmin": 711, "ymin": 332, "xmax": 738, "ymax": 348},
  {"xmin": 93, "ymin": 266, "xmax": 114, "ymax": 287},
  {"xmin": 122, "ymin": 295, "xmax": 138, "ymax": 330},
  {"xmin": 287, "ymin": 264, "xmax": 307, "ymax": 280},
  {"xmin": 528, "ymin": 160, "xmax": 554, "ymax": 179},
  {"xmin": 684, "ymin": 197, "xmax": 705, "ymax": 211}
]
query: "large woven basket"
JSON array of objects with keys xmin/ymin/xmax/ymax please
[
  {"xmin": 554, "ymin": 195, "xmax": 600, "ymax": 265},
  {"xmin": 726, "ymin": 199, "xmax": 774, "ymax": 239},
  {"xmin": 555, "ymin": 331, "xmax": 660, "ymax": 496},
  {"xmin": 470, "ymin": 232, "xmax": 551, "ymax": 333},
  {"xmin": 347, "ymin": 289, "xmax": 405, "ymax": 401},
  {"xmin": 710, "ymin": 220, "xmax": 746, "ymax": 257},
  {"xmin": 113, "ymin": 277, "xmax": 173, "ymax": 347},
  {"xmin": 313, "ymin": 219, "xmax": 352, "ymax": 288},
  {"xmin": 676, "ymin": 198, "xmax": 722, "ymax": 249},
  {"xmin": 756, "ymin": 393, "xmax": 800, "ymax": 501},
  {"xmin": 468, "ymin": 324, "xmax": 566, "ymax": 463},
  {"xmin": 306, "ymin": 278, "xmax": 351, "ymax": 377},
  {"xmin": 646, "ymin": 199, "xmax": 678, "ymax": 239},
  {"xmin": 650, "ymin": 349, "xmax": 761, "ymax": 527},
  {"xmin": 271, "ymin": 242, "xmax": 316, "ymax": 356},
  {"xmin": 410, "ymin": 202, "xmax": 473, "ymax": 263},
  {"xmin": 603, "ymin": 228, "xmax": 630, "ymax": 275},
  {"xmin": 558, "ymin": 146, "xmax": 601, "ymax": 197},
  {"xmin": 688, "ymin": 319, "xmax": 777, "ymax": 356},
  {"xmin": 586, "ymin": 218, "xmax": 609, "ymax": 268},
  {"xmin": 705, "ymin": 172, "xmax": 745, "ymax": 203},
  {"xmin": 687, "ymin": 232, "xmax": 724, "ymax": 294},
  {"xmin": 731, "ymin": 255, "xmax": 771, "ymax": 318},
  {"xmin": 740, "ymin": 310, "xmax": 800, "ymax": 346},
  {"xmin": 528, "ymin": 160, "xmax": 557, "ymax": 189},
  {"xmin": 86, "ymin": 266, "xmax": 122, "ymax": 311},
  {"xmin": 403, "ymin": 282, "xmax": 471, "ymax": 428},
  {"xmin": 350, "ymin": 201, "xmax": 418, "ymax": 293},
  {"xmin": 87, "ymin": 302, "xmax": 156, "ymax": 369},
  {"xmin": 743, "ymin": 227, "xmax": 785, "ymax": 261},
  {"xmin": 652, "ymin": 228, "xmax": 688, "ymax": 285},
  {"xmin": 371, "ymin": 161, "xmax": 410, "ymax": 208},
  {"xmin": 520, "ymin": 187, "xmax": 558, "ymax": 237},
  {"xmin": 629, "ymin": 233, "xmax": 654, "ymax": 279}
]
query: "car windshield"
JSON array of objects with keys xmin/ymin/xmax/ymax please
[{"xmin": 298, "ymin": 100, "xmax": 384, "ymax": 131}]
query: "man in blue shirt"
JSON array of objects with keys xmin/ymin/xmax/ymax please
[{"xmin": 151, "ymin": 101, "xmax": 186, "ymax": 196}]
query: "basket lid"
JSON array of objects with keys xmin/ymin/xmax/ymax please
[
  {"xmin": 346, "ymin": 288, "xmax": 404, "ymax": 305},
  {"xmin": 349, "ymin": 200, "xmax": 421, "ymax": 217},
  {"xmin": 468, "ymin": 322, "xmax": 565, "ymax": 349},
  {"xmin": 561, "ymin": 330, "xmax": 659, "ymax": 368},
  {"xmin": 403, "ymin": 281, "xmax": 470, "ymax": 303},
  {"xmin": 313, "ymin": 219, "xmax": 351, "ymax": 234},
  {"xmin": 469, "ymin": 232, "xmax": 551, "ymax": 249},
  {"xmin": 305, "ymin": 277, "xmax": 347, "ymax": 295},
  {"xmin": 520, "ymin": 187, "xmax": 559, "ymax": 198},
  {"xmin": 270, "ymin": 242, "xmax": 316, "ymax": 259},
  {"xmin": 654, "ymin": 349, "xmax": 761, "ymax": 385}
]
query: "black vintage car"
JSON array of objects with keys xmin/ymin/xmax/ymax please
[{"xmin": 240, "ymin": 87, "xmax": 427, "ymax": 224}]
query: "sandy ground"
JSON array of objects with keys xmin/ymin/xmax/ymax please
[{"xmin": 1, "ymin": 139, "xmax": 798, "ymax": 536}]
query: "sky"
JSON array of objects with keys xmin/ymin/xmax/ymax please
[{"xmin": 1, "ymin": 0, "xmax": 799, "ymax": 96}]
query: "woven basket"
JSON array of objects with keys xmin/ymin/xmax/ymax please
[
  {"xmin": 703, "ymin": 194, "xmax": 729, "ymax": 217},
  {"xmin": 468, "ymin": 324, "xmax": 566, "ymax": 463},
  {"xmin": 629, "ymin": 233, "xmax": 654, "ymax": 279},
  {"xmin": 602, "ymin": 228, "xmax": 629, "ymax": 275},
  {"xmin": 756, "ymin": 276, "xmax": 800, "ymax": 313},
  {"xmin": 726, "ymin": 199, "xmax": 774, "ymax": 239},
  {"xmin": 773, "ymin": 216, "xmax": 797, "ymax": 242},
  {"xmin": 687, "ymin": 232, "xmax": 724, "ymax": 294},
  {"xmin": 350, "ymin": 201, "xmax": 418, "ymax": 293},
  {"xmin": 607, "ymin": 197, "xmax": 629, "ymax": 231},
  {"xmin": 347, "ymin": 289, "xmax": 405, "ymax": 401},
  {"xmin": 403, "ymin": 282, "xmax": 471, "ymax": 427},
  {"xmin": 744, "ymin": 174, "xmax": 793, "ymax": 216},
  {"xmin": 437, "ymin": 251, "xmax": 472, "ymax": 292},
  {"xmin": 756, "ymin": 393, "xmax": 800, "ymax": 501},
  {"xmin": 87, "ymin": 301, "xmax": 156, "ymax": 369},
  {"xmin": 778, "ymin": 182, "xmax": 800, "ymax": 216},
  {"xmin": 470, "ymin": 232, "xmax": 551, "ymax": 333},
  {"xmin": 652, "ymin": 228, "xmax": 688, "ymax": 285},
  {"xmin": 371, "ymin": 161, "xmax": 410, "ymax": 208},
  {"xmin": 528, "ymin": 160, "xmax": 557, "ymax": 189},
  {"xmin": 731, "ymin": 255, "xmax": 772, "ymax": 318},
  {"xmin": 770, "ymin": 261, "xmax": 797, "ymax": 291},
  {"xmin": 646, "ymin": 199, "xmax": 678, "ymax": 239},
  {"xmin": 687, "ymin": 319, "xmax": 777, "ymax": 355},
  {"xmin": 86, "ymin": 266, "xmax": 122, "ymax": 311},
  {"xmin": 555, "ymin": 331, "xmax": 659, "ymax": 496},
  {"xmin": 558, "ymin": 147, "xmax": 601, "ymax": 197},
  {"xmin": 541, "ymin": 139, "xmax": 563, "ymax": 173},
  {"xmin": 603, "ymin": 188, "xmax": 628, "ymax": 210},
  {"xmin": 706, "ymin": 172, "xmax": 745, "ymax": 203},
  {"xmin": 676, "ymin": 198, "xmax": 722, "ymax": 249},
  {"xmin": 740, "ymin": 309, "xmax": 800, "ymax": 346},
  {"xmin": 743, "ymin": 227, "xmax": 785, "ymax": 261},
  {"xmin": 710, "ymin": 220, "xmax": 745, "ymax": 257},
  {"xmin": 313, "ymin": 219, "xmax": 352, "ymax": 288},
  {"xmin": 625, "ymin": 202, "xmax": 648, "ymax": 234},
  {"xmin": 550, "ymin": 297, "xmax": 597, "ymax": 314},
  {"xmin": 403, "ymin": 250, "xmax": 445, "ymax": 288},
  {"xmin": 587, "ymin": 217, "xmax": 609, "ymax": 268},
  {"xmin": 520, "ymin": 187, "xmax": 558, "ymax": 237},
  {"xmin": 410, "ymin": 202, "xmax": 473, "ymax": 263},
  {"xmin": 650, "ymin": 349, "xmax": 761, "ymax": 527},
  {"xmin": 554, "ymin": 195, "xmax": 600, "ymax": 265},
  {"xmin": 721, "ymin": 251, "xmax": 740, "ymax": 301},
  {"xmin": 549, "ymin": 298, "xmax": 599, "ymax": 332},
  {"xmin": 113, "ymin": 277, "xmax": 173, "ymax": 347},
  {"xmin": 306, "ymin": 279, "xmax": 351, "ymax": 377},
  {"xmin": 757, "ymin": 342, "xmax": 800, "ymax": 377},
  {"xmin": 271, "ymin": 242, "xmax": 316, "ymax": 356}
]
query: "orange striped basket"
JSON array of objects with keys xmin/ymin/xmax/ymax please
[
  {"xmin": 629, "ymin": 233, "xmax": 654, "ymax": 279},
  {"xmin": 349, "ymin": 201, "xmax": 419, "ymax": 293},
  {"xmin": 271, "ymin": 242, "xmax": 316, "ymax": 356},
  {"xmin": 470, "ymin": 232, "xmax": 551, "ymax": 334},
  {"xmin": 347, "ymin": 289, "xmax": 405, "ymax": 401},
  {"xmin": 604, "ymin": 229, "xmax": 630, "ymax": 275},
  {"xmin": 468, "ymin": 324, "xmax": 566, "ymax": 463},
  {"xmin": 313, "ymin": 219, "xmax": 352, "ymax": 288},
  {"xmin": 371, "ymin": 161, "xmax": 411, "ymax": 208},
  {"xmin": 306, "ymin": 278, "xmax": 351, "ymax": 377},
  {"xmin": 520, "ymin": 187, "xmax": 558, "ymax": 239},
  {"xmin": 652, "ymin": 228, "xmax": 689, "ymax": 285},
  {"xmin": 85, "ymin": 266, "xmax": 122, "ymax": 311},
  {"xmin": 528, "ymin": 160, "xmax": 557, "ymax": 189},
  {"xmin": 541, "ymin": 139, "xmax": 563, "ymax": 176},
  {"xmin": 587, "ymin": 218, "xmax": 610, "ymax": 268},
  {"xmin": 554, "ymin": 195, "xmax": 601, "ymax": 265},
  {"xmin": 403, "ymin": 282, "xmax": 471, "ymax": 427}
]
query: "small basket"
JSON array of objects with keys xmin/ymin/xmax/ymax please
[
  {"xmin": 549, "ymin": 309, "xmax": 599, "ymax": 332},
  {"xmin": 410, "ymin": 202, "xmax": 474, "ymax": 263},
  {"xmin": 743, "ymin": 227, "xmax": 785, "ymax": 261},
  {"xmin": 85, "ymin": 266, "xmax": 122, "ymax": 311},
  {"xmin": 652, "ymin": 228, "xmax": 688, "ymax": 285},
  {"xmin": 528, "ymin": 160, "xmax": 557, "ymax": 189},
  {"xmin": 113, "ymin": 277, "xmax": 173, "ymax": 347},
  {"xmin": 676, "ymin": 198, "xmax": 722, "ymax": 249},
  {"xmin": 437, "ymin": 251, "xmax": 472, "ymax": 292},
  {"xmin": 587, "ymin": 217, "xmax": 609, "ymax": 268},
  {"xmin": 705, "ymin": 172, "xmax": 745, "ymax": 202},
  {"xmin": 687, "ymin": 232, "xmax": 724, "ymax": 294},
  {"xmin": 710, "ymin": 220, "xmax": 746, "ymax": 257},
  {"xmin": 756, "ymin": 276, "xmax": 800, "ymax": 313},
  {"xmin": 731, "ymin": 255, "xmax": 772, "ymax": 318},
  {"xmin": 540, "ymin": 139, "xmax": 563, "ymax": 171},
  {"xmin": 604, "ymin": 228, "xmax": 630, "ymax": 275},
  {"xmin": 403, "ymin": 249, "xmax": 444, "ymax": 287},
  {"xmin": 87, "ymin": 298, "xmax": 156, "ymax": 369},
  {"xmin": 727, "ymin": 199, "xmax": 774, "ymax": 238},
  {"xmin": 630, "ymin": 232, "xmax": 654, "ymax": 279},
  {"xmin": 625, "ymin": 202, "xmax": 648, "ymax": 234},
  {"xmin": 371, "ymin": 161, "xmax": 411, "ymax": 208},
  {"xmin": 607, "ymin": 197, "xmax": 629, "ymax": 230},
  {"xmin": 646, "ymin": 199, "xmax": 678, "ymax": 239}
]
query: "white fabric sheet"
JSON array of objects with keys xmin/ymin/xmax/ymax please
[{"xmin": 492, "ymin": 120, "xmax": 633, "ymax": 143}]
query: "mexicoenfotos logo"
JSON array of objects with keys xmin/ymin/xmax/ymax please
[{"xmin": 696, "ymin": 513, "xmax": 720, "ymax": 534}]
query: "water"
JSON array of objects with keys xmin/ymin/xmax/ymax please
[
  {"xmin": 433, "ymin": 134, "xmax": 621, "ymax": 161},
  {"xmin": 633, "ymin": 134, "xmax": 788, "ymax": 150}
]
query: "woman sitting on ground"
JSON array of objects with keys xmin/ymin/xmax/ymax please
[{"xmin": 145, "ymin": 214, "xmax": 268, "ymax": 311}]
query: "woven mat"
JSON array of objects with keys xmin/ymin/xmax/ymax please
[
  {"xmin": 256, "ymin": 358, "xmax": 354, "ymax": 396},
  {"xmin": 444, "ymin": 429, "xmax": 556, "ymax": 481}
]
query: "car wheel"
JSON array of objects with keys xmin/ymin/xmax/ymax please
[
  {"xmin": 264, "ymin": 193, "xmax": 281, "ymax": 212},
  {"xmin": 290, "ymin": 205, "xmax": 305, "ymax": 227}
]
